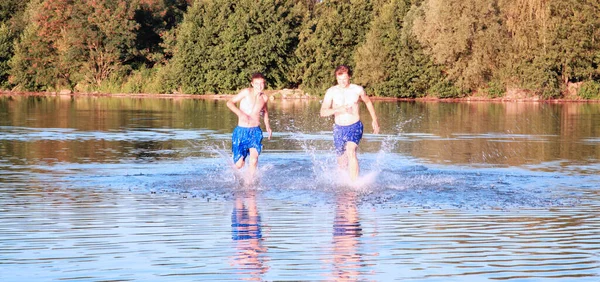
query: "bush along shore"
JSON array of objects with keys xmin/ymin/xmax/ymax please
[
  {"xmin": 1, "ymin": 1, "xmax": 600, "ymax": 101},
  {"xmin": 2, "ymin": 87, "xmax": 599, "ymax": 103}
]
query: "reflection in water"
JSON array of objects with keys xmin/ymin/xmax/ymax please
[
  {"xmin": 231, "ymin": 191, "xmax": 269, "ymax": 280},
  {"xmin": 331, "ymin": 192, "xmax": 364, "ymax": 281},
  {"xmin": 1, "ymin": 96, "xmax": 600, "ymax": 171},
  {"xmin": 1, "ymin": 95, "xmax": 600, "ymax": 281}
]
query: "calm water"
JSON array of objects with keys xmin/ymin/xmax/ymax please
[{"xmin": 1, "ymin": 95, "xmax": 599, "ymax": 281}]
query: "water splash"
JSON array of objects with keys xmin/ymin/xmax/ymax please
[{"xmin": 42, "ymin": 127, "xmax": 583, "ymax": 210}]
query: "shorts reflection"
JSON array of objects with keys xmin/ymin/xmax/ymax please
[
  {"xmin": 331, "ymin": 192, "xmax": 364, "ymax": 281},
  {"xmin": 231, "ymin": 191, "xmax": 269, "ymax": 280}
]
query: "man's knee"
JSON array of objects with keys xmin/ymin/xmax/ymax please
[
  {"xmin": 248, "ymin": 156, "xmax": 258, "ymax": 167},
  {"xmin": 235, "ymin": 158, "xmax": 245, "ymax": 168},
  {"xmin": 345, "ymin": 143, "xmax": 358, "ymax": 158}
]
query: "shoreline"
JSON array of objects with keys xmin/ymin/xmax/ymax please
[{"xmin": 1, "ymin": 90, "xmax": 598, "ymax": 103}]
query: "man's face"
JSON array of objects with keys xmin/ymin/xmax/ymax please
[
  {"xmin": 336, "ymin": 73, "xmax": 350, "ymax": 88},
  {"xmin": 251, "ymin": 78, "xmax": 265, "ymax": 93}
]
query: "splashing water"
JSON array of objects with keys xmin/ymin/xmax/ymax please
[{"xmin": 61, "ymin": 125, "xmax": 583, "ymax": 211}]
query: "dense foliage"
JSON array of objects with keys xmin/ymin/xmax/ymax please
[
  {"xmin": 0, "ymin": 0, "xmax": 599, "ymax": 99},
  {"xmin": 168, "ymin": 0, "xmax": 305, "ymax": 94}
]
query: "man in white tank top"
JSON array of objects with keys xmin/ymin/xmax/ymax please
[
  {"xmin": 227, "ymin": 73, "xmax": 272, "ymax": 185},
  {"xmin": 320, "ymin": 65, "xmax": 380, "ymax": 181}
]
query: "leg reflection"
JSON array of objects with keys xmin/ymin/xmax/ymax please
[
  {"xmin": 331, "ymin": 192, "xmax": 363, "ymax": 281},
  {"xmin": 231, "ymin": 191, "xmax": 269, "ymax": 280}
]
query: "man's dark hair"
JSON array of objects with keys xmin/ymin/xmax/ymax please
[
  {"xmin": 251, "ymin": 72, "xmax": 265, "ymax": 81},
  {"xmin": 334, "ymin": 65, "xmax": 352, "ymax": 77}
]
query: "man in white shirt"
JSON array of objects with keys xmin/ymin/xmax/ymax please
[{"xmin": 320, "ymin": 65, "xmax": 380, "ymax": 181}]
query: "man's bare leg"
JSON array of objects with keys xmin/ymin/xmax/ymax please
[
  {"xmin": 337, "ymin": 152, "xmax": 348, "ymax": 170},
  {"xmin": 246, "ymin": 148, "xmax": 259, "ymax": 185},
  {"xmin": 345, "ymin": 142, "xmax": 359, "ymax": 181},
  {"xmin": 235, "ymin": 158, "xmax": 245, "ymax": 169},
  {"xmin": 232, "ymin": 157, "xmax": 245, "ymax": 184}
]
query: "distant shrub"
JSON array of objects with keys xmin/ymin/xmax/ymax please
[
  {"xmin": 578, "ymin": 81, "xmax": 600, "ymax": 99},
  {"xmin": 483, "ymin": 80, "xmax": 505, "ymax": 98},
  {"xmin": 122, "ymin": 66, "xmax": 155, "ymax": 94},
  {"xmin": 95, "ymin": 74, "xmax": 124, "ymax": 94},
  {"xmin": 429, "ymin": 80, "xmax": 462, "ymax": 98},
  {"xmin": 148, "ymin": 63, "xmax": 180, "ymax": 94}
]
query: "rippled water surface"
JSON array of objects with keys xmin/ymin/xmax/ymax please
[{"xmin": 1, "ymin": 95, "xmax": 599, "ymax": 281}]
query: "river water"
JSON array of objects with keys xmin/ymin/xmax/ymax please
[{"xmin": 0, "ymin": 95, "xmax": 599, "ymax": 281}]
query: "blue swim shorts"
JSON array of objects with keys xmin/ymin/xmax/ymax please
[
  {"xmin": 333, "ymin": 221, "xmax": 362, "ymax": 237},
  {"xmin": 333, "ymin": 121, "xmax": 364, "ymax": 156},
  {"xmin": 232, "ymin": 126, "xmax": 263, "ymax": 163},
  {"xmin": 231, "ymin": 207, "xmax": 262, "ymax": 240}
]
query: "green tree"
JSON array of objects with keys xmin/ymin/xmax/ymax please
[
  {"xmin": 547, "ymin": 0, "xmax": 600, "ymax": 85},
  {"xmin": 497, "ymin": 0, "xmax": 560, "ymax": 98},
  {"xmin": 495, "ymin": 0, "xmax": 600, "ymax": 98},
  {"xmin": 354, "ymin": 0, "xmax": 445, "ymax": 98},
  {"xmin": 9, "ymin": 0, "xmax": 138, "ymax": 91},
  {"xmin": 0, "ymin": 0, "xmax": 31, "ymax": 90},
  {"xmin": 294, "ymin": 0, "xmax": 374, "ymax": 94},
  {"xmin": 77, "ymin": 0, "xmax": 139, "ymax": 86},
  {"xmin": 133, "ymin": 0, "xmax": 190, "ymax": 66},
  {"xmin": 353, "ymin": 0, "xmax": 406, "ymax": 94},
  {"xmin": 0, "ymin": 23, "xmax": 13, "ymax": 88},
  {"xmin": 0, "ymin": 0, "xmax": 29, "ymax": 24},
  {"xmin": 412, "ymin": 0, "xmax": 504, "ymax": 94},
  {"xmin": 9, "ymin": 0, "xmax": 60, "ymax": 91},
  {"xmin": 169, "ymin": 0, "xmax": 305, "ymax": 94}
]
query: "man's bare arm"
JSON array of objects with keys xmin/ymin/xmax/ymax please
[
  {"xmin": 320, "ymin": 92, "xmax": 334, "ymax": 117},
  {"xmin": 361, "ymin": 92, "xmax": 380, "ymax": 134},
  {"xmin": 262, "ymin": 96, "xmax": 272, "ymax": 140}
]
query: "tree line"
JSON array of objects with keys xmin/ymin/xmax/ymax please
[{"xmin": 1, "ymin": 0, "xmax": 599, "ymax": 99}]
